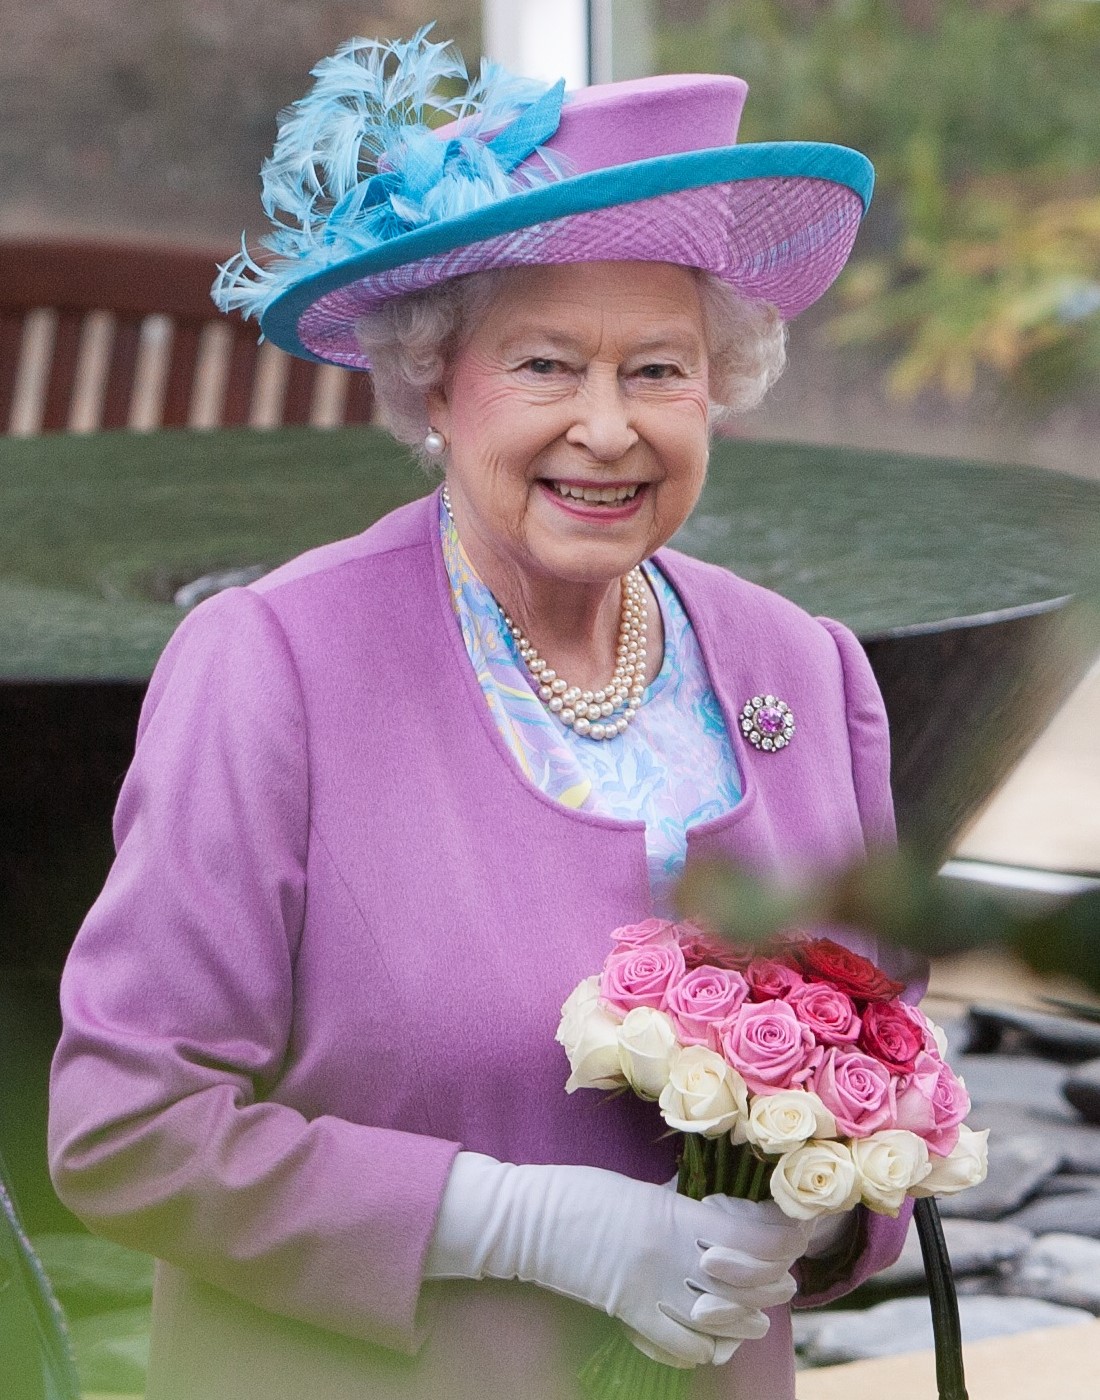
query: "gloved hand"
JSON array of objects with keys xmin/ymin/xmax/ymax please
[{"xmin": 423, "ymin": 1152, "xmax": 813, "ymax": 1367}]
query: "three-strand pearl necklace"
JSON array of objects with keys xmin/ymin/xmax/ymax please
[{"xmin": 442, "ymin": 484, "xmax": 648, "ymax": 741}]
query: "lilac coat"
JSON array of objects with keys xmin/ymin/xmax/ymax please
[{"xmin": 50, "ymin": 492, "xmax": 914, "ymax": 1400}]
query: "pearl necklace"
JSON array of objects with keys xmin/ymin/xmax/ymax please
[{"xmin": 442, "ymin": 484, "xmax": 648, "ymax": 741}]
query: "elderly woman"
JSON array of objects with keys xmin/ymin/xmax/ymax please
[{"xmin": 49, "ymin": 33, "xmax": 914, "ymax": 1400}]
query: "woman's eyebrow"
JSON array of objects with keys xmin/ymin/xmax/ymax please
[
  {"xmin": 498, "ymin": 327, "xmax": 704, "ymax": 357},
  {"xmin": 627, "ymin": 333, "xmax": 705, "ymax": 358},
  {"xmin": 498, "ymin": 328, "xmax": 586, "ymax": 354}
]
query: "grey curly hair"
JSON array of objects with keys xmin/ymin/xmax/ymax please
[{"xmin": 355, "ymin": 267, "xmax": 786, "ymax": 465}]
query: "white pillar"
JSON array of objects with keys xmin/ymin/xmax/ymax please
[
  {"xmin": 482, "ymin": 0, "xmax": 590, "ymax": 87},
  {"xmin": 590, "ymin": 0, "xmax": 655, "ymax": 84}
]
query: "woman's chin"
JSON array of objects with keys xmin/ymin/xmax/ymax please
[{"xmin": 524, "ymin": 541, "xmax": 647, "ymax": 589}]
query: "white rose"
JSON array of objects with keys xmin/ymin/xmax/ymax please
[
  {"xmin": 616, "ymin": 1007, "xmax": 681, "ymax": 1100},
  {"xmin": 911, "ymin": 1125, "xmax": 989, "ymax": 1197},
  {"xmin": 770, "ymin": 1140, "xmax": 861, "ymax": 1221},
  {"xmin": 556, "ymin": 976, "xmax": 603, "ymax": 1046},
  {"xmin": 658, "ymin": 1045, "xmax": 749, "ymax": 1138},
  {"xmin": 557, "ymin": 977, "xmax": 627, "ymax": 1093},
  {"xmin": 851, "ymin": 1130, "xmax": 932, "ymax": 1215},
  {"xmin": 738, "ymin": 1090, "xmax": 838, "ymax": 1155}
]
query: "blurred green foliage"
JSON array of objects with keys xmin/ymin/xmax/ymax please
[
  {"xmin": 658, "ymin": 0, "xmax": 1100, "ymax": 400},
  {"xmin": 677, "ymin": 847, "xmax": 1100, "ymax": 996}
]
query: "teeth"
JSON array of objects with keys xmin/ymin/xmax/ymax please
[{"xmin": 551, "ymin": 482, "xmax": 639, "ymax": 503}]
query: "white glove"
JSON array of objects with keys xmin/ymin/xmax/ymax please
[{"xmin": 424, "ymin": 1152, "xmax": 812, "ymax": 1367}]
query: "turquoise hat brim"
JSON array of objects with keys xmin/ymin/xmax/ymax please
[{"xmin": 260, "ymin": 140, "xmax": 874, "ymax": 364}]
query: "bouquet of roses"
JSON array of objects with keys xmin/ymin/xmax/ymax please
[{"xmin": 557, "ymin": 918, "xmax": 989, "ymax": 1400}]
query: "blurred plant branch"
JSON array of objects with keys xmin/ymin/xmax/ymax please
[
  {"xmin": 659, "ymin": 0, "xmax": 1100, "ymax": 402},
  {"xmin": 829, "ymin": 164, "xmax": 1100, "ymax": 400},
  {"xmin": 676, "ymin": 845, "xmax": 1100, "ymax": 994}
]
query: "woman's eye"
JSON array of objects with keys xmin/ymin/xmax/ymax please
[
  {"xmin": 637, "ymin": 363, "xmax": 678, "ymax": 380},
  {"xmin": 524, "ymin": 358, "xmax": 561, "ymax": 375}
]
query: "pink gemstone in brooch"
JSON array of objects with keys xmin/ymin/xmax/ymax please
[{"xmin": 740, "ymin": 695, "xmax": 796, "ymax": 752}]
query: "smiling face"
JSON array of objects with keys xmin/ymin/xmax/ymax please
[{"xmin": 427, "ymin": 261, "xmax": 712, "ymax": 598}]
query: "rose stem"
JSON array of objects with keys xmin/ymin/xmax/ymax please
[
  {"xmin": 715, "ymin": 1132, "xmax": 731, "ymax": 1195},
  {"xmin": 731, "ymin": 1142, "xmax": 753, "ymax": 1198},
  {"xmin": 748, "ymin": 1154, "xmax": 769, "ymax": 1202},
  {"xmin": 682, "ymin": 1133, "xmax": 708, "ymax": 1201}
]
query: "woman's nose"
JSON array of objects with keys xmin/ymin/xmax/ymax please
[{"xmin": 564, "ymin": 372, "xmax": 638, "ymax": 461}]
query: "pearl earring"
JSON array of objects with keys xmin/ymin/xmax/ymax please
[{"xmin": 423, "ymin": 428, "xmax": 447, "ymax": 457}]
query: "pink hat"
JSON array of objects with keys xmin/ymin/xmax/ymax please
[{"xmin": 213, "ymin": 29, "xmax": 874, "ymax": 368}]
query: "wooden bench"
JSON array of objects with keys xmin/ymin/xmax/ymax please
[{"xmin": 0, "ymin": 238, "xmax": 374, "ymax": 433}]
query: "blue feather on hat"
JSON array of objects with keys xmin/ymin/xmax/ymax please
[{"xmin": 213, "ymin": 26, "xmax": 570, "ymax": 324}]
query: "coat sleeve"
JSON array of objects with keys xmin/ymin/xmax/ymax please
[
  {"xmin": 48, "ymin": 586, "xmax": 460, "ymax": 1356},
  {"xmin": 791, "ymin": 616, "xmax": 926, "ymax": 1307},
  {"xmin": 816, "ymin": 616, "xmax": 896, "ymax": 850}
]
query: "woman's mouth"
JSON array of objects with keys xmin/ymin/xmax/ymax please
[
  {"xmin": 548, "ymin": 481, "xmax": 639, "ymax": 504},
  {"xmin": 539, "ymin": 479, "xmax": 648, "ymax": 519}
]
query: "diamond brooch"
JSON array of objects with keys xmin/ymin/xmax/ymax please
[{"xmin": 740, "ymin": 695, "xmax": 795, "ymax": 752}]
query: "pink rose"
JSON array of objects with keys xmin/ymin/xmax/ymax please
[
  {"xmin": 928, "ymin": 1062, "xmax": 971, "ymax": 1154},
  {"xmin": 859, "ymin": 1001, "xmax": 924, "ymax": 1074},
  {"xmin": 811, "ymin": 1047, "xmax": 897, "ymax": 1137},
  {"xmin": 744, "ymin": 957, "xmax": 805, "ymax": 1002},
  {"xmin": 600, "ymin": 943, "xmax": 686, "ymax": 1016},
  {"xmin": 719, "ymin": 999, "xmax": 820, "ymax": 1095},
  {"xmin": 788, "ymin": 981, "xmax": 862, "ymax": 1046},
  {"xmin": 895, "ymin": 1052, "xmax": 971, "ymax": 1156},
  {"xmin": 609, "ymin": 919, "xmax": 678, "ymax": 950},
  {"xmin": 676, "ymin": 924, "xmax": 755, "ymax": 971},
  {"xmin": 665, "ymin": 966, "xmax": 749, "ymax": 1050},
  {"xmin": 893, "ymin": 1052, "xmax": 939, "ymax": 1134}
]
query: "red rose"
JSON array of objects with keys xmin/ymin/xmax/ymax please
[
  {"xmin": 796, "ymin": 938, "xmax": 904, "ymax": 1004},
  {"xmin": 859, "ymin": 1001, "xmax": 924, "ymax": 1073},
  {"xmin": 744, "ymin": 957, "xmax": 805, "ymax": 1002}
]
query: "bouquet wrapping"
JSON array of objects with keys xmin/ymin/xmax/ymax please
[{"xmin": 557, "ymin": 919, "xmax": 989, "ymax": 1400}]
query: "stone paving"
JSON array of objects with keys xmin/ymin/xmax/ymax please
[
  {"xmin": 796, "ymin": 1319, "xmax": 1100, "ymax": 1400},
  {"xmin": 791, "ymin": 994, "xmax": 1100, "ymax": 1375}
]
